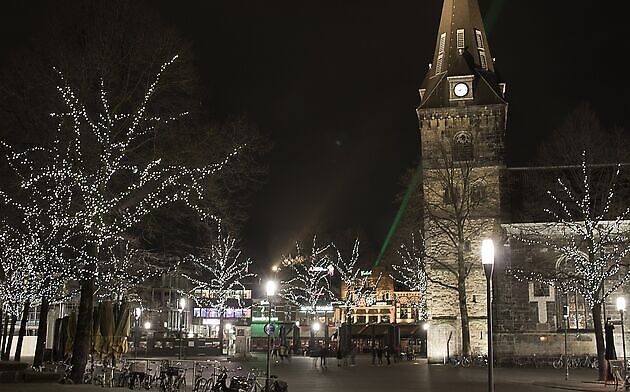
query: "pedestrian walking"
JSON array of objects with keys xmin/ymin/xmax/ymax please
[
  {"xmin": 336, "ymin": 348, "xmax": 343, "ymax": 367},
  {"xmin": 377, "ymin": 345, "xmax": 383, "ymax": 365},
  {"xmin": 320, "ymin": 344, "xmax": 328, "ymax": 368},
  {"xmin": 350, "ymin": 344, "xmax": 357, "ymax": 366},
  {"xmin": 605, "ymin": 317, "xmax": 617, "ymax": 380},
  {"xmin": 371, "ymin": 345, "xmax": 377, "ymax": 365},
  {"xmin": 384, "ymin": 346, "xmax": 391, "ymax": 365}
]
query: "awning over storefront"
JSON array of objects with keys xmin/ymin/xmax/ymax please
[
  {"xmin": 350, "ymin": 324, "xmax": 392, "ymax": 337},
  {"xmin": 398, "ymin": 324, "xmax": 423, "ymax": 337}
]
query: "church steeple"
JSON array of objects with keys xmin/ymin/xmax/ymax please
[{"xmin": 419, "ymin": 0, "xmax": 505, "ymax": 109}]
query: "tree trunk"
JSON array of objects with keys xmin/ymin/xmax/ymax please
[
  {"xmin": 4, "ymin": 315, "xmax": 17, "ymax": 360},
  {"xmin": 219, "ymin": 313, "xmax": 224, "ymax": 355},
  {"xmin": 458, "ymin": 277, "xmax": 471, "ymax": 356},
  {"xmin": 592, "ymin": 303, "xmax": 607, "ymax": 381},
  {"xmin": 14, "ymin": 300, "xmax": 30, "ymax": 361},
  {"xmin": 0, "ymin": 313, "xmax": 8, "ymax": 359},
  {"xmin": 70, "ymin": 277, "xmax": 94, "ymax": 384},
  {"xmin": 33, "ymin": 297, "xmax": 50, "ymax": 368}
]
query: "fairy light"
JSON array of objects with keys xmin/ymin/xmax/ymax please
[
  {"xmin": 279, "ymin": 236, "xmax": 334, "ymax": 312},
  {"xmin": 181, "ymin": 225, "xmax": 255, "ymax": 316},
  {"xmin": 1, "ymin": 56, "xmax": 240, "ymax": 289},
  {"xmin": 509, "ymin": 151, "xmax": 630, "ymax": 309},
  {"xmin": 392, "ymin": 232, "xmax": 428, "ymax": 320}
]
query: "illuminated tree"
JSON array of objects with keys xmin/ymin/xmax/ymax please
[
  {"xmin": 181, "ymin": 226, "xmax": 255, "ymax": 354},
  {"xmin": 280, "ymin": 236, "xmax": 334, "ymax": 348},
  {"xmin": 392, "ymin": 232, "xmax": 427, "ymax": 321},
  {"xmin": 509, "ymin": 151, "xmax": 630, "ymax": 380},
  {"xmin": 2, "ymin": 57, "xmax": 238, "ymax": 381}
]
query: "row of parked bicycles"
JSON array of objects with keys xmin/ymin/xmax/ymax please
[
  {"xmin": 444, "ymin": 353, "xmax": 599, "ymax": 368},
  {"xmin": 44, "ymin": 358, "xmax": 288, "ymax": 391}
]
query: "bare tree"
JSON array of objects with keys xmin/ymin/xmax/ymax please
[
  {"xmin": 3, "ymin": 58, "xmax": 238, "ymax": 382},
  {"xmin": 423, "ymin": 142, "xmax": 499, "ymax": 356},
  {"xmin": 392, "ymin": 232, "xmax": 427, "ymax": 321},
  {"xmin": 181, "ymin": 226, "xmax": 255, "ymax": 355},
  {"xmin": 280, "ymin": 236, "xmax": 334, "ymax": 348},
  {"xmin": 509, "ymin": 151, "xmax": 630, "ymax": 381}
]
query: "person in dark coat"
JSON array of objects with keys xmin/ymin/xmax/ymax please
[
  {"xmin": 605, "ymin": 317, "xmax": 617, "ymax": 381},
  {"xmin": 377, "ymin": 345, "xmax": 383, "ymax": 365},
  {"xmin": 605, "ymin": 317, "xmax": 617, "ymax": 360},
  {"xmin": 384, "ymin": 345, "xmax": 391, "ymax": 365},
  {"xmin": 371, "ymin": 345, "xmax": 376, "ymax": 365}
]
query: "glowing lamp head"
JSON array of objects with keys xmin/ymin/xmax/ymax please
[
  {"xmin": 295, "ymin": 321, "xmax": 300, "ymax": 328},
  {"xmin": 134, "ymin": 307, "xmax": 142, "ymax": 319},
  {"xmin": 422, "ymin": 322, "xmax": 430, "ymax": 331},
  {"xmin": 617, "ymin": 297, "xmax": 627, "ymax": 312},
  {"xmin": 272, "ymin": 265, "xmax": 279, "ymax": 272},
  {"xmin": 179, "ymin": 298, "xmax": 187, "ymax": 310},
  {"xmin": 143, "ymin": 321, "xmax": 152, "ymax": 330},
  {"xmin": 481, "ymin": 239, "xmax": 495, "ymax": 265},
  {"xmin": 265, "ymin": 280, "xmax": 278, "ymax": 297},
  {"xmin": 224, "ymin": 323, "xmax": 233, "ymax": 331},
  {"xmin": 312, "ymin": 321, "xmax": 321, "ymax": 332}
]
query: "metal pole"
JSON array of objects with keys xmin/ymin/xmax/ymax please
[
  {"xmin": 484, "ymin": 263, "xmax": 494, "ymax": 392},
  {"xmin": 564, "ymin": 315, "xmax": 569, "ymax": 380},
  {"xmin": 621, "ymin": 310, "xmax": 626, "ymax": 373},
  {"xmin": 266, "ymin": 298, "xmax": 272, "ymax": 392}
]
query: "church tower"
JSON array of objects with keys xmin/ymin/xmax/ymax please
[{"xmin": 416, "ymin": 0, "xmax": 508, "ymax": 362}]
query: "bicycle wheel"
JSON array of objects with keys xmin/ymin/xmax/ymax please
[{"xmin": 461, "ymin": 356, "xmax": 472, "ymax": 368}]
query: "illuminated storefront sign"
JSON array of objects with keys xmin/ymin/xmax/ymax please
[{"xmin": 193, "ymin": 308, "xmax": 251, "ymax": 319}]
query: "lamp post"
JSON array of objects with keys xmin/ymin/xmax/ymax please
[
  {"xmin": 481, "ymin": 239, "xmax": 495, "ymax": 392},
  {"xmin": 562, "ymin": 305, "xmax": 569, "ymax": 380},
  {"xmin": 617, "ymin": 297, "xmax": 627, "ymax": 371},
  {"xmin": 178, "ymin": 298, "xmax": 186, "ymax": 360},
  {"xmin": 265, "ymin": 280, "xmax": 277, "ymax": 392},
  {"xmin": 134, "ymin": 307, "xmax": 142, "ymax": 359}
]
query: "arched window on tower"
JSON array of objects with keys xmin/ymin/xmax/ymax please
[{"xmin": 453, "ymin": 131, "xmax": 473, "ymax": 161}]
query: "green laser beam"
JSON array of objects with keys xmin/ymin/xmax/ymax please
[
  {"xmin": 373, "ymin": 160, "xmax": 423, "ymax": 267},
  {"xmin": 484, "ymin": 0, "xmax": 506, "ymax": 36}
]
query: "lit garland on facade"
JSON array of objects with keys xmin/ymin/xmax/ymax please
[
  {"xmin": 509, "ymin": 151, "xmax": 630, "ymax": 309},
  {"xmin": 392, "ymin": 232, "xmax": 428, "ymax": 320}
]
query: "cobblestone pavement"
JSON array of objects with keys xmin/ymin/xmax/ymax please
[{"xmin": 1, "ymin": 354, "xmax": 613, "ymax": 392}]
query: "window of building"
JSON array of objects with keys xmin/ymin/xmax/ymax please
[
  {"xmin": 435, "ymin": 54, "xmax": 444, "ymax": 74},
  {"xmin": 474, "ymin": 29, "xmax": 484, "ymax": 49},
  {"xmin": 457, "ymin": 29, "xmax": 465, "ymax": 49},
  {"xmin": 471, "ymin": 184, "xmax": 486, "ymax": 204},
  {"xmin": 368, "ymin": 316, "xmax": 378, "ymax": 324},
  {"xmin": 435, "ymin": 33, "xmax": 447, "ymax": 74},
  {"xmin": 479, "ymin": 50, "xmax": 488, "ymax": 70},
  {"xmin": 400, "ymin": 308, "xmax": 409, "ymax": 319},
  {"xmin": 443, "ymin": 186, "xmax": 459, "ymax": 204},
  {"xmin": 453, "ymin": 131, "xmax": 473, "ymax": 161},
  {"xmin": 439, "ymin": 32, "xmax": 447, "ymax": 53},
  {"xmin": 556, "ymin": 291, "xmax": 592, "ymax": 330},
  {"xmin": 356, "ymin": 315, "xmax": 366, "ymax": 324}
]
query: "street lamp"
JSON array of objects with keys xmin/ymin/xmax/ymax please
[
  {"xmin": 178, "ymin": 298, "xmax": 186, "ymax": 360},
  {"xmin": 562, "ymin": 304, "xmax": 569, "ymax": 380},
  {"xmin": 617, "ymin": 297, "xmax": 627, "ymax": 371},
  {"xmin": 265, "ymin": 280, "xmax": 277, "ymax": 392},
  {"xmin": 481, "ymin": 239, "xmax": 495, "ymax": 392},
  {"xmin": 134, "ymin": 307, "xmax": 142, "ymax": 359}
]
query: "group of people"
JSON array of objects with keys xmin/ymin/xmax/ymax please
[
  {"xmin": 270, "ymin": 344, "xmax": 292, "ymax": 363},
  {"xmin": 370, "ymin": 345, "xmax": 397, "ymax": 366}
]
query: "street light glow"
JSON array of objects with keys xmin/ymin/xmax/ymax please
[
  {"xmin": 225, "ymin": 322, "xmax": 233, "ymax": 331},
  {"xmin": 481, "ymin": 239, "xmax": 495, "ymax": 265},
  {"xmin": 312, "ymin": 321, "xmax": 321, "ymax": 332},
  {"xmin": 143, "ymin": 321, "xmax": 151, "ymax": 329},
  {"xmin": 179, "ymin": 297, "xmax": 187, "ymax": 310},
  {"xmin": 266, "ymin": 280, "xmax": 278, "ymax": 296},
  {"xmin": 422, "ymin": 322, "xmax": 430, "ymax": 331},
  {"xmin": 617, "ymin": 297, "xmax": 627, "ymax": 312},
  {"xmin": 134, "ymin": 307, "xmax": 142, "ymax": 319},
  {"xmin": 272, "ymin": 265, "xmax": 279, "ymax": 272}
]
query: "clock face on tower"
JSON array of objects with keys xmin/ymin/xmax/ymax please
[{"xmin": 453, "ymin": 82, "xmax": 469, "ymax": 97}]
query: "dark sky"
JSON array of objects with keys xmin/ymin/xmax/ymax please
[{"xmin": 2, "ymin": 1, "xmax": 628, "ymax": 267}]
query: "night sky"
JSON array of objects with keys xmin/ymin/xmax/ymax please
[{"xmin": 1, "ymin": 1, "xmax": 628, "ymax": 267}]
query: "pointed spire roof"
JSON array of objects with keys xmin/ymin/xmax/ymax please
[{"xmin": 418, "ymin": 0, "xmax": 505, "ymax": 109}]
